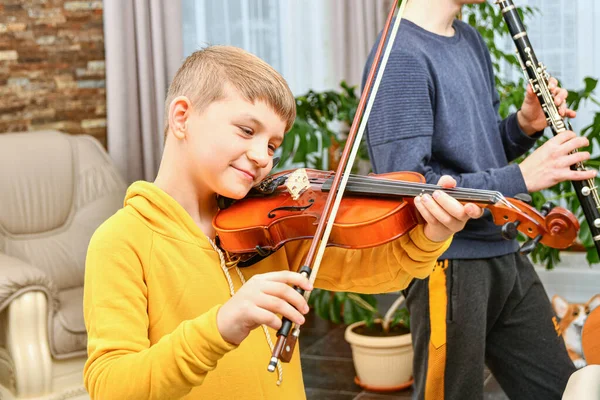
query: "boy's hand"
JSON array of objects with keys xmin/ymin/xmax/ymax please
[
  {"xmin": 216, "ymin": 271, "xmax": 312, "ymax": 345},
  {"xmin": 415, "ymin": 175, "xmax": 483, "ymax": 243},
  {"xmin": 519, "ymin": 130, "xmax": 597, "ymax": 193},
  {"xmin": 518, "ymin": 76, "xmax": 576, "ymax": 135}
]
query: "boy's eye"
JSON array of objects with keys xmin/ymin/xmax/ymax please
[{"xmin": 239, "ymin": 126, "xmax": 253, "ymax": 135}]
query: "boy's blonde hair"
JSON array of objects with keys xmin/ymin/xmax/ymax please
[{"xmin": 164, "ymin": 45, "xmax": 296, "ymax": 136}]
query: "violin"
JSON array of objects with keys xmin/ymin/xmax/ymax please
[{"xmin": 214, "ymin": 168, "xmax": 580, "ymax": 255}]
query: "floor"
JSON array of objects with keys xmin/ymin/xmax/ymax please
[{"xmin": 299, "ymin": 309, "xmax": 509, "ymax": 400}]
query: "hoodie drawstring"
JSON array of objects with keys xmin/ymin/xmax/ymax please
[{"xmin": 208, "ymin": 238, "xmax": 284, "ymax": 386}]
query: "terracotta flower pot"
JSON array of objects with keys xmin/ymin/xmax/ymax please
[{"xmin": 344, "ymin": 320, "xmax": 413, "ymax": 392}]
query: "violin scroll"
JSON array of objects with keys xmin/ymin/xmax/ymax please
[{"xmin": 494, "ymin": 199, "xmax": 579, "ymax": 252}]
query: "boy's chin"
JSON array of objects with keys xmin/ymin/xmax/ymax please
[{"xmin": 218, "ymin": 185, "xmax": 250, "ymax": 201}]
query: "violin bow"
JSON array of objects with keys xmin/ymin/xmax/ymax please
[{"xmin": 267, "ymin": 0, "xmax": 408, "ymax": 372}]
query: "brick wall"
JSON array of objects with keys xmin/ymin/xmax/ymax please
[{"xmin": 0, "ymin": 0, "xmax": 106, "ymax": 145}]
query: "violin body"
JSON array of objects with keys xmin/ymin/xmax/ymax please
[
  {"xmin": 213, "ymin": 168, "xmax": 580, "ymax": 255},
  {"xmin": 214, "ymin": 170, "xmax": 425, "ymax": 253}
]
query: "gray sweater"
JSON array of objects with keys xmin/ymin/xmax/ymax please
[{"xmin": 363, "ymin": 19, "xmax": 541, "ymax": 259}]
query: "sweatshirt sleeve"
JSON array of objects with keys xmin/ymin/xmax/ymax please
[
  {"xmin": 365, "ymin": 48, "xmax": 529, "ymax": 198},
  {"xmin": 284, "ymin": 224, "xmax": 451, "ymax": 293},
  {"xmin": 478, "ymin": 32, "xmax": 543, "ymax": 162},
  {"xmin": 83, "ymin": 228, "xmax": 237, "ymax": 399}
]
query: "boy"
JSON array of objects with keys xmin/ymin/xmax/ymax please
[
  {"xmin": 363, "ymin": 1, "xmax": 595, "ymax": 399},
  {"xmin": 83, "ymin": 45, "xmax": 482, "ymax": 400}
]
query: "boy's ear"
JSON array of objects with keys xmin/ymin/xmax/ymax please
[
  {"xmin": 169, "ymin": 96, "xmax": 192, "ymax": 139},
  {"xmin": 587, "ymin": 294, "xmax": 600, "ymax": 312},
  {"xmin": 552, "ymin": 295, "xmax": 569, "ymax": 318}
]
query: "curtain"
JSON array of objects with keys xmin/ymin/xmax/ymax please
[
  {"xmin": 103, "ymin": 0, "xmax": 183, "ymax": 183},
  {"xmin": 327, "ymin": 0, "xmax": 392, "ymax": 91},
  {"xmin": 181, "ymin": 0, "xmax": 390, "ymax": 95}
]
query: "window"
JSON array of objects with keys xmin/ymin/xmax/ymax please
[
  {"xmin": 182, "ymin": 0, "xmax": 283, "ymax": 72},
  {"xmin": 501, "ymin": 0, "xmax": 600, "ymax": 131},
  {"xmin": 181, "ymin": 0, "xmax": 337, "ymax": 95}
]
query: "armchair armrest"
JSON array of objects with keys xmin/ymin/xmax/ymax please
[
  {"xmin": 0, "ymin": 253, "xmax": 58, "ymax": 314},
  {"xmin": 0, "ymin": 253, "xmax": 60, "ymax": 397}
]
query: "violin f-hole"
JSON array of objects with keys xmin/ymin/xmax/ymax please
[{"xmin": 267, "ymin": 199, "xmax": 315, "ymax": 218}]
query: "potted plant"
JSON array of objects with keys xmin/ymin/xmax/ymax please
[{"xmin": 308, "ymin": 289, "xmax": 413, "ymax": 391}]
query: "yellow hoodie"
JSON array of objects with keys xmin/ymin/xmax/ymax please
[{"xmin": 83, "ymin": 181, "xmax": 450, "ymax": 399}]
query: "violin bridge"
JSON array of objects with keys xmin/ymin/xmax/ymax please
[{"xmin": 286, "ymin": 168, "xmax": 310, "ymax": 200}]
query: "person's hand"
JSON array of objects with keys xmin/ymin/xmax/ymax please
[
  {"xmin": 519, "ymin": 130, "xmax": 597, "ymax": 193},
  {"xmin": 518, "ymin": 76, "xmax": 576, "ymax": 135},
  {"xmin": 414, "ymin": 175, "xmax": 484, "ymax": 243},
  {"xmin": 216, "ymin": 271, "xmax": 312, "ymax": 345}
]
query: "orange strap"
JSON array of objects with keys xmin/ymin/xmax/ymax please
[{"xmin": 425, "ymin": 260, "xmax": 448, "ymax": 400}]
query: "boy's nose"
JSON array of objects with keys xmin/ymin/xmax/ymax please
[{"xmin": 247, "ymin": 146, "xmax": 270, "ymax": 168}]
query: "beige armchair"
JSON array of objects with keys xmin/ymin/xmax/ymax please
[{"xmin": 0, "ymin": 131, "xmax": 126, "ymax": 399}]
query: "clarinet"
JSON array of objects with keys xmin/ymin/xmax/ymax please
[{"xmin": 496, "ymin": 0, "xmax": 600, "ymax": 257}]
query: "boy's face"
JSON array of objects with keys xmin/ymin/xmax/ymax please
[{"xmin": 185, "ymin": 85, "xmax": 287, "ymax": 200}]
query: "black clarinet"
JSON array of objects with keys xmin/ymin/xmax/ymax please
[{"xmin": 496, "ymin": 0, "xmax": 600, "ymax": 257}]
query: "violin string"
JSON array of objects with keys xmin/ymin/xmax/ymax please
[
  {"xmin": 313, "ymin": 174, "xmax": 498, "ymax": 202},
  {"xmin": 347, "ymin": 178, "xmax": 496, "ymax": 201},
  {"xmin": 304, "ymin": 173, "xmax": 520, "ymax": 211},
  {"xmin": 307, "ymin": 171, "xmax": 502, "ymax": 197}
]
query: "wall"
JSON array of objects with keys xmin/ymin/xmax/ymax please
[
  {"xmin": 536, "ymin": 253, "xmax": 600, "ymax": 304},
  {"xmin": 0, "ymin": 0, "xmax": 106, "ymax": 145}
]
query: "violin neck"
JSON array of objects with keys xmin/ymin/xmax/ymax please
[{"xmin": 322, "ymin": 176, "xmax": 501, "ymax": 204}]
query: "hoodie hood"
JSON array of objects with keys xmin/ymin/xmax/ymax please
[{"xmin": 124, "ymin": 181, "xmax": 212, "ymax": 250}]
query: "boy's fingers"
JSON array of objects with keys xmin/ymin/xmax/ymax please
[
  {"xmin": 436, "ymin": 175, "xmax": 456, "ymax": 188},
  {"xmin": 253, "ymin": 307, "xmax": 283, "ymax": 331},
  {"xmin": 258, "ymin": 294, "xmax": 305, "ymax": 325},
  {"xmin": 565, "ymin": 169, "xmax": 598, "ymax": 182},
  {"xmin": 561, "ymin": 136, "xmax": 589, "ymax": 154},
  {"xmin": 422, "ymin": 193, "xmax": 463, "ymax": 228},
  {"xmin": 560, "ymin": 152, "xmax": 590, "ymax": 168},
  {"xmin": 526, "ymin": 83, "xmax": 534, "ymax": 94},
  {"xmin": 260, "ymin": 271, "xmax": 313, "ymax": 291},
  {"xmin": 550, "ymin": 130, "xmax": 577, "ymax": 145},
  {"xmin": 262, "ymin": 281, "xmax": 309, "ymax": 314},
  {"xmin": 431, "ymin": 191, "xmax": 468, "ymax": 221},
  {"xmin": 554, "ymin": 88, "xmax": 568, "ymax": 105},
  {"xmin": 464, "ymin": 203, "xmax": 484, "ymax": 219},
  {"xmin": 414, "ymin": 196, "xmax": 438, "ymax": 227}
]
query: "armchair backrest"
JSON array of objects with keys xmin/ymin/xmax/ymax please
[{"xmin": 0, "ymin": 131, "xmax": 126, "ymax": 291}]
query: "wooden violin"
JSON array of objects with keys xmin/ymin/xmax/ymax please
[{"xmin": 214, "ymin": 168, "xmax": 579, "ymax": 255}]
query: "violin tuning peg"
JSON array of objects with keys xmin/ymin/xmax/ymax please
[
  {"xmin": 514, "ymin": 193, "xmax": 532, "ymax": 204},
  {"xmin": 519, "ymin": 202, "xmax": 557, "ymax": 254},
  {"xmin": 501, "ymin": 221, "xmax": 519, "ymax": 240},
  {"xmin": 541, "ymin": 201, "xmax": 556, "ymax": 214},
  {"xmin": 520, "ymin": 234, "xmax": 542, "ymax": 255}
]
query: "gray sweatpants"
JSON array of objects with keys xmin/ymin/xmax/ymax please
[{"xmin": 403, "ymin": 253, "xmax": 576, "ymax": 400}]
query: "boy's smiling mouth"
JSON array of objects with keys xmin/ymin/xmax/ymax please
[{"xmin": 231, "ymin": 166, "xmax": 256, "ymax": 181}]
